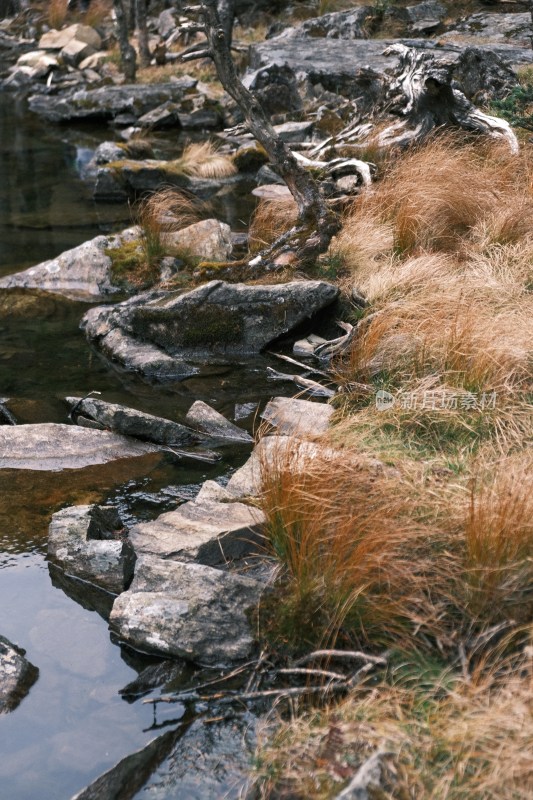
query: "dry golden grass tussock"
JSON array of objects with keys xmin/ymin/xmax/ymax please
[
  {"xmin": 47, "ymin": 0, "xmax": 68, "ymax": 29},
  {"xmin": 136, "ymin": 187, "xmax": 208, "ymax": 234},
  {"xmin": 253, "ymin": 654, "xmax": 533, "ymax": 800},
  {"xmin": 461, "ymin": 452, "xmax": 533, "ymax": 625},
  {"xmin": 81, "ymin": 0, "xmax": 112, "ymax": 27},
  {"xmin": 258, "ymin": 439, "xmax": 443, "ymax": 650},
  {"xmin": 248, "ymin": 197, "xmax": 298, "ymax": 253},
  {"xmin": 171, "ymin": 141, "xmax": 237, "ymax": 180},
  {"xmin": 331, "ymin": 209, "xmax": 394, "ymax": 280},
  {"xmin": 340, "ymin": 279, "xmax": 533, "ymax": 391},
  {"xmin": 339, "ymin": 136, "xmax": 533, "ymax": 258}
]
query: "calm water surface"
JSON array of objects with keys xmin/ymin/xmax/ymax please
[{"xmin": 0, "ymin": 91, "xmax": 272, "ymax": 799}]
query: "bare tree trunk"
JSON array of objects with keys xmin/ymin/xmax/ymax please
[
  {"xmin": 197, "ymin": 0, "xmax": 339, "ymax": 268},
  {"xmin": 135, "ymin": 0, "xmax": 151, "ymax": 67},
  {"xmin": 217, "ymin": 0, "xmax": 235, "ymax": 49},
  {"xmin": 114, "ymin": 0, "xmax": 137, "ymax": 82}
]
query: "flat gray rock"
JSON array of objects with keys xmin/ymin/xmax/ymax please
[
  {"xmin": 0, "ymin": 228, "xmax": 139, "ymax": 299},
  {"xmin": 0, "ymin": 424, "xmax": 159, "ymax": 470},
  {"xmin": 0, "ymin": 635, "xmax": 39, "ymax": 714},
  {"xmin": 109, "ymin": 556, "xmax": 264, "ymax": 664},
  {"xmin": 185, "ymin": 400, "xmax": 253, "ymax": 443},
  {"xmin": 29, "ymin": 79, "xmax": 197, "ymax": 123},
  {"xmin": 67, "ymin": 396, "xmax": 199, "ymax": 446},
  {"xmin": 82, "ymin": 280, "xmax": 339, "ymax": 380},
  {"xmin": 443, "ymin": 12, "xmax": 532, "ymax": 47},
  {"xmin": 129, "ymin": 494, "xmax": 264, "ymax": 564},
  {"xmin": 249, "ymin": 36, "xmax": 533, "ymax": 100},
  {"xmin": 261, "ymin": 396, "xmax": 333, "ymax": 436},
  {"xmin": 48, "ymin": 505, "xmax": 135, "ymax": 594}
]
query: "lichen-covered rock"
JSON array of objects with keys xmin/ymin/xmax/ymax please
[
  {"xmin": 109, "ymin": 556, "xmax": 264, "ymax": 664},
  {"xmin": 82, "ymin": 280, "xmax": 339, "ymax": 380},
  {"xmin": 0, "ymin": 635, "xmax": 39, "ymax": 714},
  {"xmin": 277, "ymin": 7, "xmax": 377, "ymax": 40},
  {"xmin": 48, "ymin": 505, "xmax": 135, "ymax": 594},
  {"xmin": 161, "ymin": 219, "xmax": 233, "ymax": 263},
  {"xmin": 0, "ymin": 227, "xmax": 139, "ymax": 299},
  {"xmin": 28, "ymin": 79, "xmax": 197, "ymax": 123},
  {"xmin": 39, "ymin": 23, "xmax": 102, "ymax": 52},
  {"xmin": 129, "ymin": 493, "xmax": 264, "ymax": 563},
  {"xmin": 261, "ymin": 396, "xmax": 333, "ymax": 437}
]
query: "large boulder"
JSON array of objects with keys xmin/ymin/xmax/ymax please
[
  {"xmin": 48, "ymin": 505, "xmax": 135, "ymax": 594},
  {"xmin": 39, "ymin": 23, "xmax": 102, "ymax": 52},
  {"xmin": 0, "ymin": 227, "xmax": 139, "ymax": 299},
  {"xmin": 81, "ymin": 280, "xmax": 339, "ymax": 380},
  {"xmin": 0, "ymin": 635, "xmax": 39, "ymax": 714},
  {"xmin": 28, "ymin": 79, "xmax": 197, "ymax": 123},
  {"xmin": 161, "ymin": 219, "xmax": 233, "ymax": 263},
  {"xmin": 0, "ymin": 424, "xmax": 159, "ymax": 470},
  {"xmin": 109, "ymin": 555, "xmax": 264, "ymax": 664},
  {"xmin": 249, "ymin": 36, "xmax": 533, "ymax": 103}
]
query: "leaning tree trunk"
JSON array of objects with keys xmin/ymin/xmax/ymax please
[
  {"xmin": 113, "ymin": 0, "xmax": 136, "ymax": 82},
  {"xmin": 135, "ymin": 0, "xmax": 151, "ymax": 67},
  {"xmin": 194, "ymin": 0, "xmax": 340, "ymax": 268}
]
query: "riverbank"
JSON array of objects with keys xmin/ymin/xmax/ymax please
[{"xmin": 0, "ymin": 2, "xmax": 532, "ymax": 799}]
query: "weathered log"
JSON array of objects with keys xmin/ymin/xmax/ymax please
[{"xmin": 312, "ymin": 44, "xmax": 519, "ymax": 157}]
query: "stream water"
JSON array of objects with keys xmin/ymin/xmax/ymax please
[{"xmin": 0, "ymin": 92, "xmax": 278, "ymax": 799}]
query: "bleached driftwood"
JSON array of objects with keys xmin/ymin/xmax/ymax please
[{"xmin": 311, "ymin": 44, "xmax": 519, "ymax": 157}]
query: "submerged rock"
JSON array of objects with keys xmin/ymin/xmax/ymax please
[
  {"xmin": 71, "ymin": 727, "xmax": 183, "ymax": 800},
  {"xmin": 0, "ymin": 424, "xmax": 159, "ymax": 470},
  {"xmin": 0, "ymin": 635, "xmax": 39, "ymax": 714},
  {"xmin": 109, "ymin": 555, "xmax": 264, "ymax": 664},
  {"xmin": 67, "ymin": 396, "xmax": 199, "ymax": 446},
  {"xmin": 81, "ymin": 280, "xmax": 339, "ymax": 380},
  {"xmin": 48, "ymin": 505, "xmax": 135, "ymax": 594}
]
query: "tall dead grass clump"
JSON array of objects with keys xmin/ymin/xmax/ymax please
[
  {"xmin": 461, "ymin": 454, "xmax": 533, "ymax": 625},
  {"xmin": 248, "ymin": 197, "xmax": 298, "ymax": 253},
  {"xmin": 81, "ymin": 0, "xmax": 112, "ymax": 27},
  {"xmin": 134, "ymin": 187, "xmax": 210, "ymax": 269},
  {"xmin": 170, "ymin": 141, "xmax": 237, "ymax": 179},
  {"xmin": 47, "ymin": 0, "xmax": 68, "ymax": 29},
  {"xmin": 258, "ymin": 439, "xmax": 438, "ymax": 651},
  {"xmin": 339, "ymin": 279, "xmax": 533, "ymax": 391},
  {"xmin": 339, "ymin": 136, "xmax": 533, "ymax": 258}
]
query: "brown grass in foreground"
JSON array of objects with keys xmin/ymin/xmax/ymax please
[
  {"xmin": 253, "ymin": 651, "xmax": 533, "ymax": 799},
  {"xmin": 253, "ymin": 134, "xmax": 533, "ymax": 798}
]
